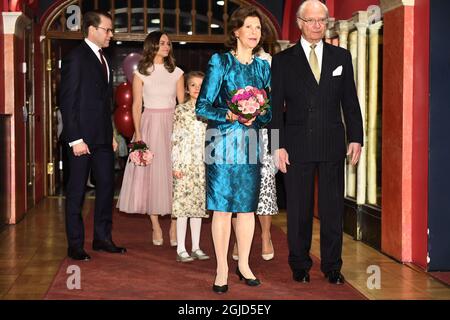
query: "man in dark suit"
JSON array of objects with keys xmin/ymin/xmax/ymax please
[
  {"xmin": 60, "ymin": 10, "xmax": 126, "ymax": 261},
  {"xmin": 270, "ymin": 0, "xmax": 363, "ymax": 284}
]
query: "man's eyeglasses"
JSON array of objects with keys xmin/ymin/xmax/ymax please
[
  {"xmin": 297, "ymin": 17, "xmax": 329, "ymax": 26},
  {"xmin": 96, "ymin": 26, "xmax": 114, "ymax": 34}
]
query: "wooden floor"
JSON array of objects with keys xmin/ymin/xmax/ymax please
[{"xmin": 0, "ymin": 197, "xmax": 449, "ymax": 300}]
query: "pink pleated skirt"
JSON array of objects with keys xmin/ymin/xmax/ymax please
[{"xmin": 117, "ymin": 108, "xmax": 174, "ymax": 216}]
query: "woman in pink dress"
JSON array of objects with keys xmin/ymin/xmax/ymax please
[{"xmin": 117, "ymin": 31, "xmax": 185, "ymax": 246}]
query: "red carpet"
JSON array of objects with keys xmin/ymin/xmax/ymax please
[
  {"xmin": 430, "ymin": 272, "xmax": 450, "ymax": 286},
  {"xmin": 45, "ymin": 205, "xmax": 366, "ymax": 300}
]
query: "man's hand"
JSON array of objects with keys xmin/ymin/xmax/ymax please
[
  {"xmin": 275, "ymin": 148, "xmax": 290, "ymax": 173},
  {"xmin": 347, "ymin": 143, "xmax": 362, "ymax": 166},
  {"xmin": 72, "ymin": 142, "xmax": 90, "ymax": 157},
  {"xmin": 112, "ymin": 137, "xmax": 118, "ymax": 152},
  {"xmin": 173, "ymin": 171, "xmax": 183, "ymax": 179}
]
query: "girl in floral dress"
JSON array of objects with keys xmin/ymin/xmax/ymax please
[{"xmin": 172, "ymin": 71, "xmax": 210, "ymax": 262}]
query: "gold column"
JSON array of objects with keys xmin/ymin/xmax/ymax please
[
  {"xmin": 336, "ymin": 20, "xmax": 349, "ymax": 49},
  {"xmin": 325, "ymin": 23, "xmax": 337, "ymax": 46},
  {"xmin": 355, "ymin": 13, "xmax": 369, "ymax": 206},
  {"xmin": 325, "ymin": 32, "xmax": 333, "ymax": 44},
  {"xmin": 367, "ymin": 21, "xmax": 383, "ymax": 205}
]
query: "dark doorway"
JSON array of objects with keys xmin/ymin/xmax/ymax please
[{"xmin": 428, "ymin": 0, "xmax": 450, "ymax": 271}]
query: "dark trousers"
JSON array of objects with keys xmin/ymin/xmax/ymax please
[
  {"xmin": 65, "ymin": 144, "xmax": 114, "ymax": 249},
  {"xmin": 284, "ymin": 160, "xmax": 344, "ymax": 274}
]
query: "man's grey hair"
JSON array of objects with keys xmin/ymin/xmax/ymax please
[{"xmin": 297, "ymin": 0, "xmax": 329, "ymax": 18}]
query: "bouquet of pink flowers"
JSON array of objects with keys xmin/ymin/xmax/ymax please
[
  {"xmin": 128, "ymin": 141, "xmax": 154, "ymax": 166},
  {"xmin": 227, "ymin": 86, "xmax": 269, "ymax": 123}
]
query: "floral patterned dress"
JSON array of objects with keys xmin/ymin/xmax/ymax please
[{"xmin": 172, "ymin": 100, "xmax": 209, "ymax": 218}]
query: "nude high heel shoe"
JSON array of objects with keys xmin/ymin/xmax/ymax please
[
  {"xmin": 261, "ymin": 240, "xmax": 274, "ymax": 261},
  {"xmin": 152, "ymin": 230, "xmax": 163, "ymax": 246},
  {"xmin": 232, "ymin": 242, "xmax": 239, "ymax": 261},
  {"xmin": 169, "ymin": 225, "xmax": 177, "ymax": 247}
]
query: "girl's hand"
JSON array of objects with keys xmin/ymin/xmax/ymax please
[{"xmin": 133, "ymin": 134, "xmax": 142, "ymax": 142}]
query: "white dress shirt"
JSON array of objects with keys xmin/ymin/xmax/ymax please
[
  {"xmin": 69, "ymin": 39, "xmax": 111, "ymax": 147},
  {"xmin": 300, "ymin": 37, "xmax": 324, "ymax": 73}
]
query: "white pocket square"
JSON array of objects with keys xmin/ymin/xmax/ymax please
[{"xmin": 332, "ymin": 66, "xmax": 343, "ymax": 76}]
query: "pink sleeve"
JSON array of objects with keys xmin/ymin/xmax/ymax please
[
  {"xmin": 134, "ymin": 70, "xmax": 146, "ymax": 82},
  {"xmin": 175, "ymin": 67, "xmax": 184, "ymax": 79}
]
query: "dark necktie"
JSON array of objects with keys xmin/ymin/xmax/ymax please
[{"xmin": 98, "ymin": 49, "xmax": 108, "ymax": 81}]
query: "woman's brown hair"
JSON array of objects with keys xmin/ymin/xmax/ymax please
[
  {"xmin": 225, "ymin": 6, "xmax": 266, "ymax": 54},
  {"xmin": 138, "ymin": 31, "xmax": 176, "ymax": 75}
]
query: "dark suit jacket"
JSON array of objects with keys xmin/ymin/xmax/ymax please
[
  {"xmin": 60, "ymin": 41, "xmax": 113, "ymax": 146},
  {"xmin": 270, "ymin": 41, "xmax": 363, "ymax": 162}
]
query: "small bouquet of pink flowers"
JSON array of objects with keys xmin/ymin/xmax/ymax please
[
  {"xmin": 227, "ymin": 86, "xmax": 269, "ymax": 123},
  {"xmin": 128, "ymin": 141, "xmax": 154, "ymax": 166}
]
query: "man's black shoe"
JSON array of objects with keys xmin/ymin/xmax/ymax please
[
  {"xmin": 67, "ymin": 247, "xmax": 91, "ymax": 261},
  {"xmin": 293, "ymin": 269, "xmax": 310, "ymax": 283},
  {"xmin": 324, "ymin": 270, "xmax": 345, "ymax": 285},
  {"xmin": 92, "ymin": 239, "xmax": 127, "ymax": 253}
]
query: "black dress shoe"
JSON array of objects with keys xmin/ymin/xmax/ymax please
[
  {"xmin": 67, "ymin": 247, "xmax": 91, "ymax": 261},
  {"xmin": 236, "ymin": 267, "xmax": 261, "ymax": 286},
  {"xmin": 324, "ymin": 270, "xmax": 345, "ymax": 285},
  {"xmin": 293, "ymin": 269, "xmax": 310, "ymax": 283},
  {"xmin": 212, "ymin": 284, "xmax": 228, "ymax": 294},
  {"xmin": 92, "ymin": 239, "xmax": 127, "ymax": 253}
]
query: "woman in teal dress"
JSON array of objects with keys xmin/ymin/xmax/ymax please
[{"xmin": 196, "ymin": 6, "xmax": 271, "ymax": 293}]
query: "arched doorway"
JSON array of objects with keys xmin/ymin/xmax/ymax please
[{"xmin": 40, "ymin": 0, "xmax": 280, "ymax": 195}]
